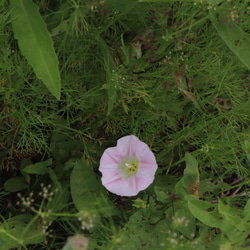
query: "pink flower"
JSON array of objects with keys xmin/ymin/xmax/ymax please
[{"xmin": 99, "ymin": 135, "xmax": 158, "ymax": 196}]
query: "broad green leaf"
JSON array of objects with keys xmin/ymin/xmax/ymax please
[
  {"xmin": 175, "ymin": 153, "xmax": 200, "ymax": 198},
  {"xmin": 188, "ymin": 198, "xmax": 243, "ymax": 241},
  {"xmin": 4, "ymin": 177, "xmax": 28, "ymax": 192},
  {"xmin": 210, "ymin": 9, "xmax": 250, "ymax": 70},
  {"xmin": 10, "ymin": 0, "xmax": 61, "ymax": 99},
  {"xmin": 70, "ymin": 160, "xmax": 119, "ymax": 217},
  {"xmin": 183, "ymin": 153, "xmax": 199, "ymax": 179},
  {"xmin": 218, "ymin": 200, "xmax": 247, "ymax": 231},
  {"xmin": 172, "ymin": 208, "xmax": 196, "ymax": 240},
  {"xmin": 154, "ymin": 186, "xmax": 170, "ymax": 203},
  {"xmin": 51, "ymin": 19, "xmax": 69, "ymax": 37},
  {"xmin": 187, "ymin": 198, "xmax": 221, "ymax": 228},
  {"xmin": 23, "ymin": 158, "xmax": 52, "ymax": 175},
  {"xmin": 0, "ymin": 214, "xmax": 45, "ymax": 250}
]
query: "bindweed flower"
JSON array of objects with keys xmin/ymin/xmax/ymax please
[
  {"xmin": 99, "ymin": 135, "xmax": 158, "ymax": 196},
  {"xmin": 65, "ymin": 234, "xmax": 88, "ymax": 250}
]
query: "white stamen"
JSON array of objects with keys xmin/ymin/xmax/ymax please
[{"xmin": 125, "ymin": 163, "xmax": 133, "ymax": 168}]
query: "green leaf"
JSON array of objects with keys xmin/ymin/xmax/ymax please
[
  {"xmin": 48, "ymin": 168, "xmax": 62, "ymax": 192},
  {"xmin": 70, "ymin": 160, "xmax": 119, "ymax": 217},
  {"xmin": 4, "ymin": 177, "xmax": 28, "ymax": 192},
  {"xmin": 218, "ymin": 200, "xmax": 247, "ymax": 232},
  {"xmin": 132, "ymin": 198, "xmax": 147, "ymax": 208},
  {"xmin": 23, "ymin": 158, "xmax": 52, "ymax": 175},
  {"xmin": 187, "ymin": 197, "xmax": 242, "ymax": 241},
  {"xmin": 187, "ymin": 198, "xmax": 221, "ymax": 228},
  {"xmin": 183, "ymin": 153, "xmax": 199, "ymax": 179},
  {"xmin": 0, "ymin": 214, "xmax": 45, "ymax": 250},
  {"xmin": 46, "ymin": 169, "xmax": 70, "ymax": 212},
  {"xmin": 210, "ymin": 9, "xmax": 250, "ymax": 70},
  {"xmin": 154, "ymin": 186, "xmax": 170, "ymax": 203},
  {"xmin": 10, "ymin": 0, "xmax": 61, "ymax": 99},
  {"xmin": 175, "ymin": 153, "xmax": 200, "ymax": 198},
  {"xmin": 172, "ymin": 208, "xmax": 196, "ymax": 240},
  {"xmin": 20, "ymin": 158, "xmax": 32, "ymax": 184}
]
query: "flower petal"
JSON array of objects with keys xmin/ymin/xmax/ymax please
[
  {"xmin": 99, "ymin": 147, "xmax": 123, "ymax": 170},
  {"xmin": 136, "ymin": 146, "xmax": 157, "ymax": 165},
  {"xmin": 105, "ymin": 176, "xmax": 139, "ymax": 196},
  {"xmin": 117, "ymin": 135, "xmax": 146, "ymax": 157},
  {"xmin": 134, "ymin": 174, "xmax": 154, "ymax": 191},
  {"xmin": 101, "ymin": 169, "xmax": 123, "ymax": 186},
  {"xmin": 120, "ymin": 177, "xmax": 139, "ymax": 196},
  {"xmin": 138, "ymin": 162, "xmax": 158, "ymax": 177}
]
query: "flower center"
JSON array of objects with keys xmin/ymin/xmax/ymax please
[{"xmin": 120, "ymin": 157, "xmax": 139, "ymax": 178}]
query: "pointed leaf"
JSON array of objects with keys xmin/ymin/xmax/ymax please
[
  {"xmin": 188, "ymin": 198, "xmax": 247, "ymax": 241},
  {"xmin": 210, "ymin": 9, "xmax": 250, "ymax": 70},
  {"xmin": 70, "ymin": 160, "xmax": 119, "ymax": 217},
  {"xmin": 175, "ymin": 153, "xmax": 200, "ymax": 198},
  {"xmin": 172, "ymin": 208, "xmax": 196, "ymax": 240},
  {"xmin": 23, "ymin": 158, "xmax": 52, "ymax": 175},
  {"xmin": 0, "ymin": 215, "xmax": 45, "ymax": 249},
  {"xmin": 188, "ymin": 198, "xmax": 221, "ymax": 228},
  {"xmin": 4, "ymin": 177, "xmax": 28, "ymax": 192},
  {"xmin": 218, "ymin": 200, "xmax": 247, "ymax": 231},
  {"xmin": 10, "ymin": 0, "xmax": 61, "ymax": 99}
]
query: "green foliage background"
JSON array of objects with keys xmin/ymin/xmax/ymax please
[{"xmin": 0, "ymin": 0, "xmax": 250, "ymax": 249}]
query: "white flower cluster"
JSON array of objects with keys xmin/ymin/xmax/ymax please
[
  {"xmin": 111, "ymin": 69, "xmax": 126, "ymax": 89},
  {"xmin": 38, "ymin": 183, "xmax": 58, "ymax": 200},
  {"xmin": 17, "ymin": 192, "xmax": 34, "ymax": 207},
  {"xmin": 78, "ymin": 211, "xmax": 96, "ymax": 230}
]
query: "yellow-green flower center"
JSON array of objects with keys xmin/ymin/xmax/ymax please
[{"xmin": 120, "ymin": 156, "xmax": 139, "ymax": 178}]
